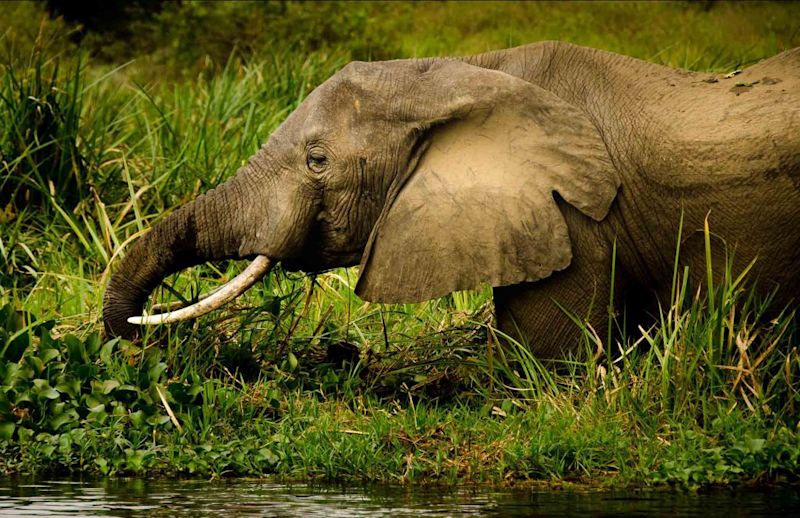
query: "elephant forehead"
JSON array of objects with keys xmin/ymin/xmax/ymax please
[
  {"xmin": 336, "ymin": 60, "xmax": 398, "ymax": 87},
  {"xmin": 295, "ymin": 86, "xmax": 367, "ymax": 136}
]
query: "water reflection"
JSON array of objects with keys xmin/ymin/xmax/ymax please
[{"xmin": 0, "ymin": 478, "xmax": 798, "ymax": 516}]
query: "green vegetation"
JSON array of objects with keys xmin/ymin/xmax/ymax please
[{"xmin": 2, "ymin": 1, "xmax": 800, "ymax": 487}]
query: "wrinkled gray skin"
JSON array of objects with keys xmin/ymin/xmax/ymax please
[{"xmin": 104, "ymin": 41, "xmax": 800, "ymax": 358}]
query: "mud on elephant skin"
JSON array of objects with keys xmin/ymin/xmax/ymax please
[{"xmin": 103, "ymin": 41, "xmax": 800, "ymax": 358}]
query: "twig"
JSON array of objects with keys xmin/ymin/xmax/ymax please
[{"xmin": 155, "ymin": 385, "xmax": 182, "ymax": 432}]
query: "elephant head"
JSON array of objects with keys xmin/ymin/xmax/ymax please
[{"xmin": 103, "ymin": 57, "xmax": 619, "ymax": 338}]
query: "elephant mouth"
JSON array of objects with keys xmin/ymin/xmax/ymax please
[{"xmin": 281, "ymin": 248, "xmax": 363, "ymax": 273}]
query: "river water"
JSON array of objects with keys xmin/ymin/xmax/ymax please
[{"xmin": 1, "ymin": 479, "xmax": 798, "ymax": 516}]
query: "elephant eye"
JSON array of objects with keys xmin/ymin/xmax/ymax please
[{"xmin": 306, "ymin": 149, "xmax": 328, "ymax": 173}]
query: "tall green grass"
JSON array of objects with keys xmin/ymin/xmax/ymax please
[{"xmin": 1, "ymin": 1, "xmax": 800, "ymax": 486}]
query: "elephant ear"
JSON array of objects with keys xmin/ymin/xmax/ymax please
[{"xmin": 355, "ymin": 60, "xmax": 619, "ymax": 303}]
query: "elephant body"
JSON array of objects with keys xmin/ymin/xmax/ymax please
[
  {"xmin": 478, "ymin": 43, "xmax": 800, "ymax": 355},
  {"xmin": 104, "ymin": 42, "xmax": 800, "ymax": 359}
]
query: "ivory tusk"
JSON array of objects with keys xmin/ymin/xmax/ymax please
[
  {"xmin": 149, "ymin": 286, "xmax": 222, "ymax": 312},
  {"xmin": 128, "ymin": 255, "xmax": 272, "ymax": 325}
]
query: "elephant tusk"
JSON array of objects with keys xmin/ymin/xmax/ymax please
[
  {"xmin": 149, "ymin": 286, "xmax": 222, "ymax": 312},
  {"xmin": 128, "ymin": 255, "xmax": 273, "ymax": 326}
]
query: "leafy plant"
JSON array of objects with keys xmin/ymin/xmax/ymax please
[{"xmin": 0, "ymin": 50, "xmax": 87, "ymax": 210}]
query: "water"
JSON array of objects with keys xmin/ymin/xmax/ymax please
[{"xmin": 0, "ymin": 479, "xmax": 798, "ymax": 516}]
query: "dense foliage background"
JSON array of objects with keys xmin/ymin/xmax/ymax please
[{"xmin": 1, "ymin": 1, "xmax": 800, "ymax": 485}]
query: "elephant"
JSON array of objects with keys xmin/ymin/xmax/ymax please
[{"xmin": 103, "ymin": 41, "xmax": 800, "ymax": 358}]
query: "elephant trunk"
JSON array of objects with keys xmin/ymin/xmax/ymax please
[{"xmin": 103, "ymin": 171, "xmax": 254, "ymax": 339}]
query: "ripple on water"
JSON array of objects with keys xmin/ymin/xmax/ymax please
[{"xmin": 0, "ymin": 479, "xmax": 799, "ymax": 517}]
